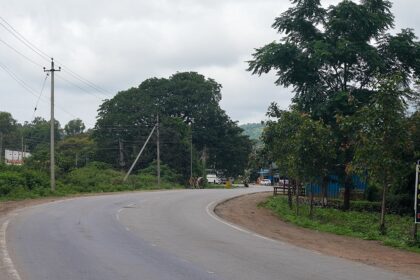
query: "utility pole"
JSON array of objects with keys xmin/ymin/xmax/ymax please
[
  {"xmin": 118, "ymin": 138, "xmax": 125, "ymax": 168},
  {"xmin": 190, "ymin": 125, "xmax": 193, "ymax": 180},
  {"xmin": 156, "ymin": 115, "xmax": 160, "ymax": 186},
  {"xmin": 123, "ymin": 125, "xmax": 157, "ymax": 182},
  {"xmin": 0, "ymin": 132, "xmax": 3, "ymax": 164},
  {"xmin": 44, "ymin": 58, "xmax": 60, "ymax": 191},
  {"xmin": 21, "ymin": 135, "xmax": 24, "ymax": 162}
]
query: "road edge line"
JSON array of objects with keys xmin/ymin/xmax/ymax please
[
  {"xmin": 0, "ymin": 219, "xmax": 22, "ymax": 280},
  {"xmin": 205, "ymin": 192, "xmax": 286, "ymax": 245}
]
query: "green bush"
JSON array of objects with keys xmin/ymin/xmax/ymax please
[
  {"xmin": 0, "ymin": 164, "xmax": 49, "ymax": 197},
  {"xmin": 0, "ymin": 161, "xmax": 183, "ymax": 201},
  {"xmin": 138, "ymin": 161, "xmax": 182, "ymax": 183},
  {"xmin": 62, "ymin": 162, "xmax": 126, "ymax": 192}
]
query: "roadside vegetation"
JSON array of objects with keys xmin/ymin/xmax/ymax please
[
  {"xmin": 264, "ymin": 196, "xmax": 420, "ymax": 253},
  {"xmin": 0, "ymin": 161, "xmax": 183, "ymax": 201},
  {"xmin": 0, "ymin": 72, "xmax": 253, "ymax": 201},
  {"xmin": 248, "ymin": 0, "xmax": 420, "ymax": 240}
]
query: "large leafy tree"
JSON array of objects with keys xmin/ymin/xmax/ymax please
[
  {"xmin": 248, "ymin": 0, "xmax": 420, "ymax": 209},
  {"xmin": 94, "ymin": 72, "xmax": 251, "ymax": 180},
  {"xmin": 64, "ymin": 119, "xmax": 86, "ymax": 136}
]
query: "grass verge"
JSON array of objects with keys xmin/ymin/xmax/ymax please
[{"xmin": 263, "ymin": 196, "xmax": 420, "ymax": 253}]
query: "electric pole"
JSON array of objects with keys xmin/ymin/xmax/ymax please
[
  {"xmin": 21, "ymin": 135, "xmax": 24, "ymax": 163},
  {"xmin": 119, "ymin": 138, "xmax": 125, "ymax": 168},
  {"xmin": 157, "ymin": 115, "xmax": 160, "ymax": 186},
  {"xmin": 123, "ymin": 125, "xmax": 157, "ymax": 182},
  {"xmin": 44, "ymin": 58, "xmax": 60, "ymax": 191},
  {"xmin": 0, "ymin": 132, "xmax": 3, "ymax": 164},
  {"xmin": 190, "ymin": 122, "xmax": 193, "ymax": 180}
]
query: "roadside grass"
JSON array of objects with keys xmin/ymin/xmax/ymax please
[
  {"xmin": 263, "ymin": 196, "xmax": 420, "ymax": 253},
  {"xmin": 0, "ymin": 162, "xmax": 183, "ymax": 202}
]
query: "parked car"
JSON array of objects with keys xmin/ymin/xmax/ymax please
[
  {"xmin": 206, "ymin": 174, "xmax": 221, "ymax": 184},
  {"xmin": 260, "ymin": 179, "xmax": 271, "ymax": 186}
]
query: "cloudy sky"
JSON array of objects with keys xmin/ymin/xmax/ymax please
[{"xmin": 0, "ymin": 0, "xmax": 419, "ymax": 128}]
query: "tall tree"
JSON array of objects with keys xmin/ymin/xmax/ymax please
[
  {"xmin": 94, "ymin": 72, "xmax": 251, "ymax": 180},
  {"xmin": 64, "ymin": 119, "xmax": 86, "ymax": 136},
  {"xmin": 248, "ymin": 0, "xmax": 420, "ymax": 209}
]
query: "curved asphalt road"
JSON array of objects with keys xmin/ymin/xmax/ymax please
[{"xmin": 2, "ymin": 187, "xmax": 414, "ymax": 280}]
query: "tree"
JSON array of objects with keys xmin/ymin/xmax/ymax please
[
  {"xmin": 248, "ymin": 0, "xmax": 420, "ymax": 209},
  {"xmin": 57, "ymin": 134, "xmax": 96, "ymax": 172},
  {"xmin": 350, "ymin": 75, "xmax": 412, "ymax": 233},
  {"xmin": 21, "ymin": 117, "xmax": 62, "ymax": 152},
  {"xmin": 0, "ymin": 112, "xmax": 19, "ymax": 158},
  {"xmin": 94, "ymin": 72, "xmax": 252, "ymax": 181},
  {"xmin": 263, "ymin": 105, "xmax": 335, "ymax": 215},
  {"xmin": 64, "ymin": 119, "xmax": 85, "ymax": 136}
]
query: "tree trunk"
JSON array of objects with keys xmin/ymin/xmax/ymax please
[
  {"xmin": 309, "ymin": 183, "xmax": 314, "ymax": 218},
  {"xmin": 322, "ymin": 176, "xmax": 328, "ymax": 207},
  {"xmin": 287, "ymin": 180, "xmax": 293, "ymax": 210},
  {"xmin": 296, "ymin": 180, "xmax": 300, "ymax": 216},
  {"xmin": 380, "ymin": 177, "xmax": 387, "ymax": 235},
  {"xmin": 343, "ymin": 175, "xmax": 352, "ymax": 211}
]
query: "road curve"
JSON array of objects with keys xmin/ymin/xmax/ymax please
[{"xmin": 2, "ymin": 187, "xmax": 414, "ymax": 280}]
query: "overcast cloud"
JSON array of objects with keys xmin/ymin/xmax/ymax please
[{"xmin": 0, "ymin": 0, "xmax": 419, "ymax": 128}]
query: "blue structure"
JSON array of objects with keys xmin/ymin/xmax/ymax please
[{"xmin": 305, "ymin": 175, "xmax": 367, "ymax": 198}]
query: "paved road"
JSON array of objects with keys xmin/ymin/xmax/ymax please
[{"xmin": 2, "ymin": 187, "xmax": 414, "ymax": 280}]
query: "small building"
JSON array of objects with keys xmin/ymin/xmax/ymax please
[{"xmin": 4, "ymin": 149, "xmax": 31, "ymax": 165}]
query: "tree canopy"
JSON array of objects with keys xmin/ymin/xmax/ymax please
[
  {"xmin": 94, "ymin": 72, "xmax": 252, "ymax": 179},
  {"xmin": 248, "ymin": 0, "xmax": 420, "ymax": 211}
]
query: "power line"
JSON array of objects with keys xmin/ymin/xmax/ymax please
[
  {"xmin": 0, "ymin": 16, "xmax": 112, "ymax": 97},
  {"xmin": 0, "ymin": 38, "xmax": 44, "ymax": 68},
  {"xmin": 0, "ymin": 61, "xmax": 39, "ymax": 97},
  {"xmin": 56, "ymin": 62, "xmax": 111, "ymax": 96},
  {"xmin": 0, "ymin": 18, "xmax": 50, "ymax": 61},
  {"xmin": 56, "ymin": 72, "xmax": 106, "ymax": 100}
]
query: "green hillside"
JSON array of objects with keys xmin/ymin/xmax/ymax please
[{"xmin": 240, "ymin": 123, "xmax": 264, "ymax": 141}]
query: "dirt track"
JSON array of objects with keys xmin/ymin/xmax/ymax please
[{"xmin": 215, "ymin": 192, "xmax": 420, "ymax": 279}]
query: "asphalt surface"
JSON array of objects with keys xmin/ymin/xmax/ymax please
[{"xmin": 2, "ymin": 187, "xmax": 415, "ymax": 280}]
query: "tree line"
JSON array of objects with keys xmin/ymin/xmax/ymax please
[
  {"xmin": 248, "ymin": 0, "xmax": 420, "ymax": 233},
  {"xmin": 0, "ymin": 72, "xmax": 252, "ymax": 191}
]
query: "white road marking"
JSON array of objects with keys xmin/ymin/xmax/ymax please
[
  {"xmin": 0, "ymin": 220, "xmax": 22, "ymax": 280},
  {"xmin": 206, "ymin": 199, "xmax": 286, "ymax": 246},
  {"xmin": 206, "ymin": 201, "xmax": 250, "ymax": 234}
]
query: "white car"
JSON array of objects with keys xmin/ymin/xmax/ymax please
[
  {"xmin": 260, "ymin": 179, "xmax": 271, "ymax": 186},
  {"xmin": 206, "ymin": 174, "xmax": 221, "ymax": 184}
]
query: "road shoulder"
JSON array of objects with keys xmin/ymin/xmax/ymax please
[{"xmin": 214, "ymin": 192, "xmax": 420, "ymax": 279}]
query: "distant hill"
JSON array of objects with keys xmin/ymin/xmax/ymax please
[{"xmin": 240, "ymin": 123, "xmax": 264, "ymax": 141}]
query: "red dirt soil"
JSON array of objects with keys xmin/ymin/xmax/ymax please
[{"xmin": 215, "ymin": 192, "xmax": 420, "ymax": 279}]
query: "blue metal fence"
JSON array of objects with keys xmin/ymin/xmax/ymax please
[{"xmin": 305, "ymin": 175, "xmax": 367, "ymax": 198}]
